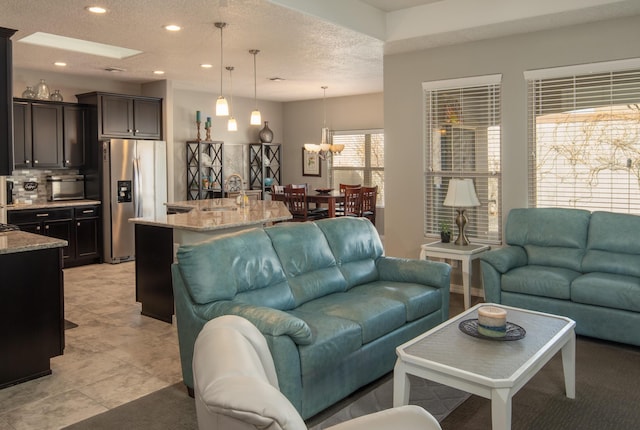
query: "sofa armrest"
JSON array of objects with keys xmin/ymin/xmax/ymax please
[
  {"xmin": 376, "ymin": 256, "xmax": 451, "ymax": 290},
  {"xmin": 480, "ymin": 246, "xmax": 528, "ymax": 274},
  {"xmin": 207, "ymin": 302, "xmax": 313, "ymax": 345},
  {"xmin": 480, "ymin": 246, "xmax": 527, "ymax": 304}
]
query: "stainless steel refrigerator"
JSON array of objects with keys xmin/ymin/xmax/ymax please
[{"xmin": 101, "ymin": 139, "xmax": 167, "ymax": 263}]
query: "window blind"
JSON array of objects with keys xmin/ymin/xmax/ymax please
[
  {"xmin": 331, "ymin": 129, "xmax": 385, "ymax": 205},
  {"xmin": 527, "ymin": 64, "xmax": 640, "ymax": 214},
  {"xmin": 423, "ymin": 75, "xmax": 502, "ymax": 243}
]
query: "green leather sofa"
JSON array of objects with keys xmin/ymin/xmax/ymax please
[
  {"xmin": 481, "ymin": 208, "xmax": 640, "ymax": 346},
  {"xmin": 171, "ymin": 217, "xmax": 451, "ymax": 419}
]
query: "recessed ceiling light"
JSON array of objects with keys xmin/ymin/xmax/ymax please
[
  {"xmin": 153, "ymin": 70, "xmax": 165, "ymax": 75},
  {"xmin": 86, "ymin": 6, "xmax": 107, "ymax": 14},
  {"xmin": 200, "ymin": 64, "xmax": 213, "ymax": 68},
  {"xmin": 54, "ymin": 62, "xmax": 67, "ymax": 67},
  {"xmin": 19, "ymin": 32, "xmax": 142, "ymax": 59},
  {"xmin": 164, "ymin": 25, "xmax": 181, "ymax": 31}
]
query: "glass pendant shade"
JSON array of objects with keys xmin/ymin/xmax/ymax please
[
  {"xmin": 227, "ymin": 116, "xmax": 238, "ymax": 131},
  {"xmin": 216, "ymin": 96, "xmax": 229, "ymax": 116},
  {"xmin": 250, "ymin": 109, "xmax": 261, "ymax": 125}
]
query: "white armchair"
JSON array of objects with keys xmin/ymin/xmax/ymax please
[{"xmin": 193, "ymin": 315, "xmax": 442, "ymax": 430}]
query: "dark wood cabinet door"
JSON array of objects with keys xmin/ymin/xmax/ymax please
[
  {"xmin": 133, "ymin": 99, "xmax": 161, "ymax": 139},
  {"xmin": 63, "ymin": 105, "xmax": 86, "ymax": 168},
  {"xmin": 12, "ymin": 101, "xmax": 32, "ymax": 168},
  {"xmin": 44, "ymin": 219, "xmax": 74, "ymax": 261},
  {"xmin": 75, "ymin": 217, "xmax": 99, "ymax": 258},
  {"xmin": 31, "ymin": 103, "xmax": 63, "ymax": 168},
  {"xmin": 100, "ymin": 95, "xmax": 133, "ymax": 137}
]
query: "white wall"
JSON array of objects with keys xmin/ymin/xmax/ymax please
[{"xmin": 383, "ymin": 14, "xmax": 640, "ymax": 259}]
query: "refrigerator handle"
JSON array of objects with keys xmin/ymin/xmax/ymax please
[{"xmin": 133, "ymin": 157, "xmax": 143, "ymax": 217}]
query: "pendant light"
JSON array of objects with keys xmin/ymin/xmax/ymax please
[
  {"xmin": 303, "ymin": 86, "xmax": 344, "ymax": 157},
  {"xmin": 215, "ymin": 22, "xmax": 229, "ymax": 116},
  {"xmin": 249, "ymin": 49, "xmax": 261, "ymax": 125},
  {"xmin": 226, "ymin": 66, "xmax": 237, "ymax": 131}
]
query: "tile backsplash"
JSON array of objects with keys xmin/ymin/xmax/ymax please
[{"xmin": 8, "ymin": 169, "xmax": 80, "ymax": 204}]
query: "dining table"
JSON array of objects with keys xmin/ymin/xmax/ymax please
[{"xmin": 273, "ymin": 190, "xmax": 344, "ymax": 218}]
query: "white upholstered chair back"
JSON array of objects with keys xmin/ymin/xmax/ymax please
[{"xmin": 193, "ymin": 315, "xmax": 442, "ymax": 430}]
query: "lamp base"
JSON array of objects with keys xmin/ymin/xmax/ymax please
[{"xmin": 454, "ymin": 209, "xmax": 470, "ymax": 246}]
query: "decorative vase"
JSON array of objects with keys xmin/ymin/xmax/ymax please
[
  {"xmin": 35, "ymin": 79, "xmax": 50, "ymax": 100},
  {"xmin": 259, "ymin": 121, "xmax": 273, "ymax": 143},
  {"xmin": 50, "ymin": 89, "xmax": 63, "ymax": 102},
  {"xmin": 21, "ymin": 86, "xmax": 36, "ymax": 99}
]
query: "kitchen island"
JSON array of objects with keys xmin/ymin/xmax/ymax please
[
  {"xmin": 129, "ymin": 198, "xmax": 291, "ymax": 322},
  {"xmin": 0, "ymin": 229, "xmax": 67, "ymax": 388}
]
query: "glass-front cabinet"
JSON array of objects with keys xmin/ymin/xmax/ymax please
[
  {"xmin": 249, "ymin": 143, "xmax": 281, "ymax": 195},
  {"xmin": 186, "ymin": 140, "xmax": 224, "ymax": 200}
]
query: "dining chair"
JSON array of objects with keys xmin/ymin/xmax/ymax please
[
  {"xmin": 336, "ymin": 183, "xmax": 361, "ymax": 216},
  {"xmin": 341, "ymin": 186, "xmax": 362, "ymax": 217},
  {"xmin": 284, "ymin": 185, "xmax": 323, "ymax": 222},
  {"xmin": 361, "ymin": 186, "xmax": 378, "ymax": 225}
]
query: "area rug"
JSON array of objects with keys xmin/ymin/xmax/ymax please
[{"xmin": 64, "ymin": 336, "xmax": 640, "ymax": 430}]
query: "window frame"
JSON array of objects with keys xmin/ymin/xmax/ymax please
[{"xmin": 422, "ymin": 74, "xmax": 503, "ymax": 244}]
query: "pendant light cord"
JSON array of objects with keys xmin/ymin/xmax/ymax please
[
  {"xmin": 215, "ymin": 22, "xmax": 227, "ymax": 97},
  {"xmin": 250, "ymin": 49, "xmax": 260, "ymax": 109}
]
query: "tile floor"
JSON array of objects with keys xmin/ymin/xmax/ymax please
[
  {"xmin": 0, "ymin": 262, "xmax": 182, "ymax": 430},
  {"xmin": 0, "ymin": 261, "xmax": 480, "ymax": 430}
]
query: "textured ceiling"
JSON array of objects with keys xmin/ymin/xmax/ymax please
[{"xmin": 2, "ymin": 0, "xmax": 640, "ymax": 102}]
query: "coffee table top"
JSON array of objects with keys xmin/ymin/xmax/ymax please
[{"xmin": 398, "ymin": 303, "xmax": 575, "ymax": 383}]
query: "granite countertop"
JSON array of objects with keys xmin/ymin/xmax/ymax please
[
  {"xmin": 8, "ymin": 200, "xmax": 101, "ymax": 211},
  {"xmin": 0, "ymin": 231, "xmax": 68, "ymax": 255},
  {"xmin": 131, "ymin": 199, "xmax": 292, "ymax": 231}
]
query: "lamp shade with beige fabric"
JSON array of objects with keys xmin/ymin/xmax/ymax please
[{"xmin": 443, "ymin": 178, "xmax": 480, "ymax": 246}]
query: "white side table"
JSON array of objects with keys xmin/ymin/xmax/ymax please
[{"xmin": 419, "ymin": 241, "xmax": 490, "ymax": 309}]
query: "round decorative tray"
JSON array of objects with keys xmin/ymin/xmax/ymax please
[
  {"xmin": 458, "ymin": 319, "xmax": 526, "ymax": 341},
  {"xmin": 315, "ymin": 188, "xmax": 333, "ymax": 194}
]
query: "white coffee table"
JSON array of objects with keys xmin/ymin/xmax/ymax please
[{"xmin": 393, "ymin": 303, "xmax": 576, "ymax": 430}]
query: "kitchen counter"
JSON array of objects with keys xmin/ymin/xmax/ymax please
[
  {"xmin": 128, "ymin": 199, "xmax": 292, "ymax": 323},
  {"xmin": 134, "ymin": 198, "xmax": 291, "ymax": 231},
  {"xmin": 7, "ymin": 200, "xmax": 101, "ymax": 211},
  {"xmin": 0, "ymin": 230, "xmax": 67, "ymax": 255}
]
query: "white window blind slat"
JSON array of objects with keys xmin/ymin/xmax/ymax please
[{"xmin": 527, "ymin": 63, "xmax": 640, "ymax": 214}]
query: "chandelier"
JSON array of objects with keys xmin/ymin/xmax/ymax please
[{"xmin": 303, "ymin": 86, "xmax": 344, "ymax": 159}]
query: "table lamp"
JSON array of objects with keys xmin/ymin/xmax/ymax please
[{"xmin": 443, "ymin": 178, "xmax": 480, "ymax": 245}]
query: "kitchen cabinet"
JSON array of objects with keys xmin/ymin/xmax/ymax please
[
  {"xmin": 12, "ymin": 99, "xmax": 88, "ymax": 169},
  {"xmin": 1, "ymin": 245, "xmax": 64, "ymax": 389},
  {"xmin": 76, "ymin": 92, "xmax": 162, "ymax": 140},
  {"xmin": 0, "ymin": 27, "xmax": 17, "ymax": 175},
  {"xmin": 249, "ymin": 143, "xmax": 281, "ymax": 195},
  {"xmin": 7, "ymin": 204, "xmax": 101, "ymax": 267}
]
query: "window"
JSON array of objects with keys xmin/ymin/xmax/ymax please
[
  {"xmin": 526, "ymin": 59, "xmax": 640, "ymax": 214},
  {"xmin": 330, "ymin": 129, "xmax": 385, "ymax": 206},
  {"xmin": 423, "ymin": 75, "xmax": 502, "ymax": 243}
]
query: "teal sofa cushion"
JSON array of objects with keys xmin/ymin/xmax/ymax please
[
  {"xmin": 266, "ymin": 222, "xmax": 347, "ymax": 306},
  {"xmin": 316, "ymin": 217, "xmax": 383, "ymax": 289},
  {"xmin": 506, "ymin": 208, "xmax": 590, "ymax": 271},
  {"xmin": 176, "ymin": 228, "xmax": 291, "ymax": 306},
  {"xmin": 295, "ymin": 290, "xmax": 406, "ymax": 344},
  {"xmin": 583, "ymin": 211, "xmax": 640, "ymax": 277},
  {"xmin": 572, "ymin": 273, "xmax": 640, "ymax": 313},
  {"xmin": 502, "ymin": 265, "xmax": 580, "ymax": 300}
]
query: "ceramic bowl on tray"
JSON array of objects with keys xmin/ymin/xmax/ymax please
[{"xmin": 315, "ymin": 188, "xmax": 333, "ymax": 194}]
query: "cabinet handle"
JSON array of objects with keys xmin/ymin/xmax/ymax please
[
  {"xmin": 128, "ymin": 129, "xmax": 133, "ymax": 133},
  {"xmin": 77, "ymin": 222, "xmax": 81, "ymax": 226},
  {"xmin": 25, "ymin": 159, "xmax": 30, "ymax": 163},
  {"xmin": 66, "ymin": 160, "xmax": 70, "ymax": 164},
  {"xmin": 36, "ymin": 213, "xmax": 50, "ymax": 217},
  {"xmin": 34, "ymin": 160, "xmax": 39, "ymax": 164},
  {"xmin": 36, "ymin": 226, "xmax": 41, "ymax": 231},
  {"xmin": 45, "ymin": 225, "xmax": 49, "ymax": 230},
  {"xmin": 82, "ymin": 209, "xmax": 93, "ymax": 214},
  {"xmin": 135, "ymin": 129, "xmax": 139, "ymax": 133}
]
